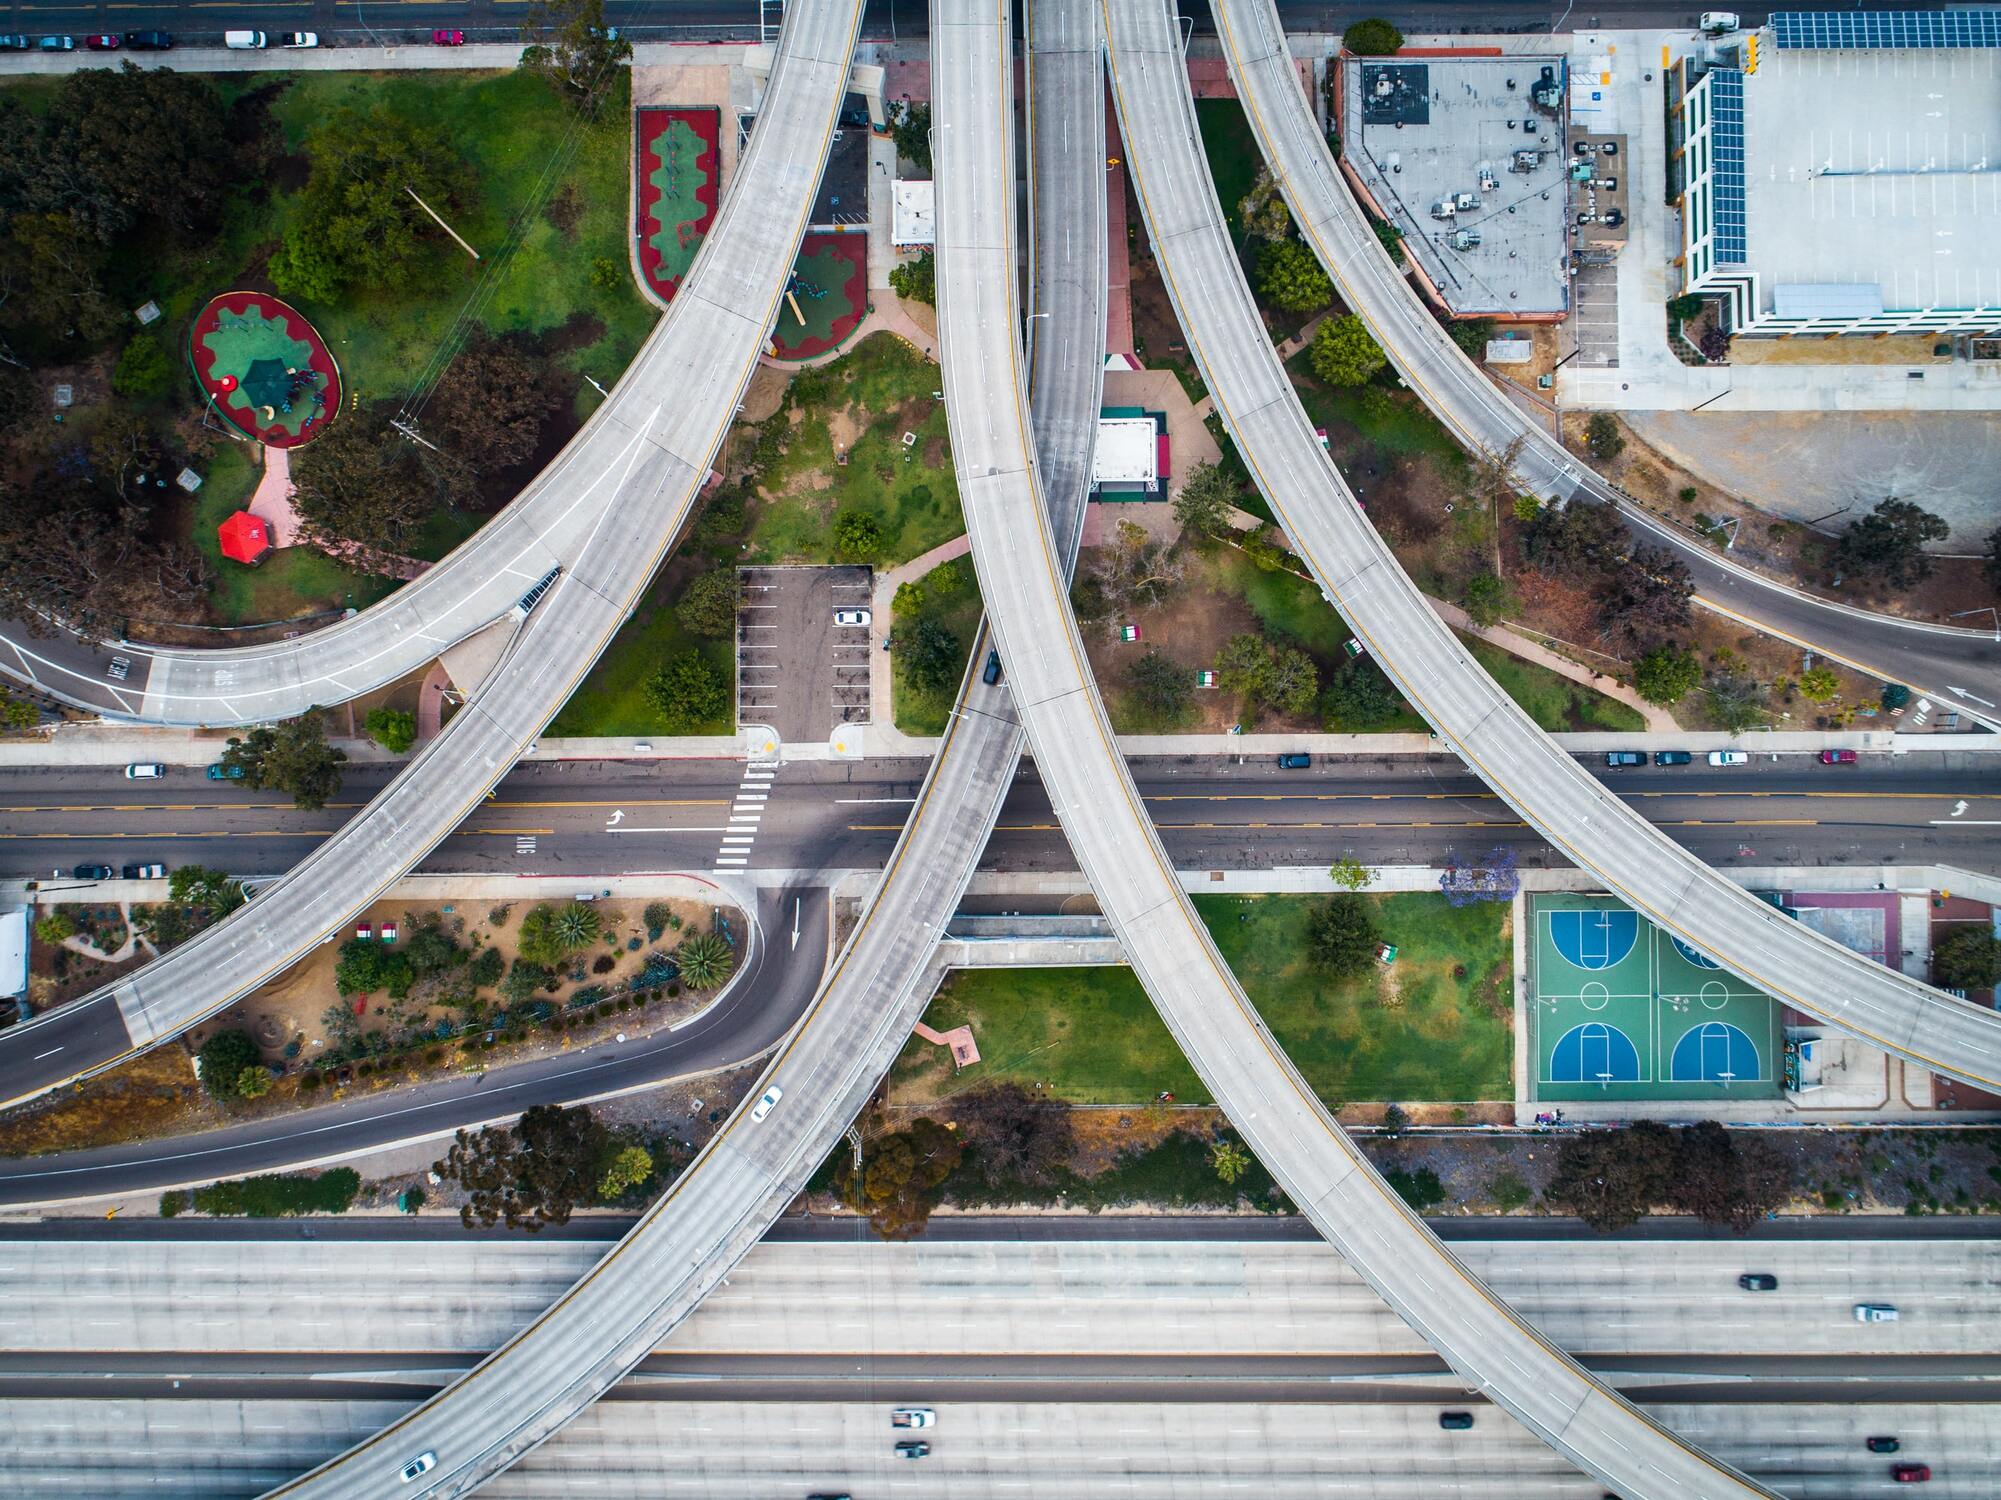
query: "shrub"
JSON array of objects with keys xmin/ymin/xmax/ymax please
[
  {"xmin": 1585, "ymin": 412, "xmax": 1625, "ymax": 462},
  {"xmin": 644, "ymin": 652, "xmax": 730, "ymax": 731},
  {"xmin": 33, "ymin": 911, "xmax": 75, "ymax": 945},
  {"xmin": 113, "ymin": 334, "xmax": 173, "ymax": 398},
  {"xmin": 1342, "ymin": 17, "xmax": 1403, "ymax": 54},
  {"xmin": 363, "ymin": 707, "xmax": 417, "ymax": 753},
  {"xmin": 591, "ymin": 953, "xmax": 616, "ymax": 975},
  {"xmin": 159, "ymin": 1190, "xmax": 186, "ymax": 1217},
  {"xmin": 299, "ymin": 1071, "xmax": 323, "ymax": 1092},
  {"xmin": 1384, "ymin": 1166, "xmax": 1445, "ymax": 1211},
  {"xmin": 832, "ymin": 508, "xmax": 885, "ymax": 562},
  {"xmin": 189, "ymin": 1168, "xmax": 361, "ymax": 1217},
  {"xmin": 675, "ymin": 931, "xmax": 736, "ymax": 989},
  {"xmin": 196, "ymin": 1029, "xmax": 262, "ymax": 1100},
  {"xmin": 590, "ymin": 256, "xmax": 623, "ymax": 289},
  {"xmin": 1308, "ymin": 314, "xmax": 1386, "ymax": 387},
  {"xmin": 1255, "ymin": 239, "xmax": 1332, "ymax": 314}
]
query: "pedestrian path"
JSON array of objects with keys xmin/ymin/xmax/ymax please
[{"xmin": 715, "ymin": 759, "xmax": 777, "ymax": 869}]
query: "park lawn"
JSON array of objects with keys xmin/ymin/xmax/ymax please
[
  {"xmin": 1284, "ymin": 353, "xmax": 1466, "ymax": 472},
  {"xmin": 544, "ymin": 574, "xmax": 733, "ymax": 737},
  {"xmin": 889, "ymin": 895, "xmax": 1514, "ymax": 1107},
  {"xmin": 1196, "ymin": 99, "xmax": 1261, "ymax": 242},
  {"xmin": 191, "ymin": 444, "xmax": 395, "ymax": 626},
  {"xmin": 746, "ymin": 334, "xmax": 962, "ymax": 566},
  {"xmin": 892, "ymin": 553, "xmax": 984, "ymax": 735},
  {"xmin": 1460, "ymin": 633, "xmax": 1644, "ymax": 732}
]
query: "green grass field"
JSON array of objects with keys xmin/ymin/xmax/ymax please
[
  {"xmin": 892, "ymin": 553, "xmax": 984, "ymax": 736},
  {"xmin": 1463, "ymin": 634, "xmax": 1645, "ymax": 732},
  {"xmin": 544, "ymin": 572, "xmax": 733, "ymax": 738},
  {"xmin": 1197, "ymin": 98, "xmax": 1261, "ymax": 242},
  {"xmin": 889, "ymin": 894, "xmax": 1513, "ymax": 1105}
]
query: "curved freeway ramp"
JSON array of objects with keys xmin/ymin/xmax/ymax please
[
  {"xmin": 1207, "ymin": 0, "xmax": 2001, "ymax": 725},
  {"xmin": 1113, "ymin": 0, "xmax": 2001, "ymax": 1093},
  {"xmin": 937, "ymin": 4, "xmax": 1776, "ymax": 1498},
  {"xmin": 250, "ymin": 1, "xmax": 1106, "ymax": 1493},
  {"xmin": 0, "ymin": 8, "xmax": 863, "ymax": 1113}
]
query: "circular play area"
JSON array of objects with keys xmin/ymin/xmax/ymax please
[{"xmin": 188, "ymin": 291, "xmax": 342, "ymax": 448}]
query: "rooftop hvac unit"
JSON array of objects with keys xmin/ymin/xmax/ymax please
[
  {"xmin": 1450, "ymin": 227, "xmax": 1483, "ymax": 250},
  {"xmin": 1452, "ymin": 190, "xmax": 1482, "ymax": 211},
  {"xmin": 1430, "ymin": 198, "xmax": 1457, "ymax": 220},
  {"xmin": 1478, "ymin": 168, "xmax": 1498, "ymax": 192}
]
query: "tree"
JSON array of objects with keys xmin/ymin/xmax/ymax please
[
  {"xmin": 1256, "ymin": 239, "xmax": 1332, "ymax": 314},
  {"xmin": 1797, "ymin": 666, "xmax": 1840, "ymax": 703},
  {"xmin": 1210, "ymin": 1137, "xmax": 1251, "ymax": 1185},
  {"xmin": 1342, "ymin": 17, "xmax": 1404, "ymax": 54},
  {"xmin": 196, "ymin": 1029, "xmax": 261, "ymax": 1101},
  {"xmin": 421, "ymin": 331, "xmax": 556, "ymax": 493},
  {"xmin": 1173, "ymin": 462, "xmax": 1238, "ymax": 539},
  {"xmin": 1266, "ymin": 646, "xmax": 1320, "ymax": 717},
  {"xmin": 596, "ymin": 1144, "xmax": 655, "ymax": 1200},
  {"xmin": 520, "ymin": 0, "xmax": 631, "ymax": 113},
  {"xmin": 33, "ymin": 911, "xmax": 75, "ymax": 945},
  {"xmin": 890, "ymin": 100, "xmax": 933, "ymax": 173},
  {"xmin": 957, "ymin": 1082, "xmax": 1075, "ymax": 1187},
  {"xmin": 839, "ymin": 1116, "xmax": 962, "ymax": 1240},
  {"xmin": 334, "ymin": 938, "xmax": 415, "ymax": 998},
  {"xmin": 1329, "ymin": 856, "xmax": 1372, "ymax": 892},
  {"xmin": 1237, "ymin": 167, "xmax": 1292, "ymax": 243},
  {"xmin": 1380, "ymin": 1102, "xmax": 1410, "ymax": 1138},
  {"xmin": 1460, "ymin": 572, "xmax": 1515, "ymax": 628},
  {"xmin": 235, "ymin": 1066, "xmax": 272, "ymax": 1100},
  {"xmin": 502, "ymin": 959, "xmax": 555, "ymax": 1006},
  {"xmin": 675, "ymin": 568, "xmax": 739, "ymax": 638},
  {"xmin": 1667, "ymin": 293, "xmax": 1704, "ymax": 322},
  {"xmin": 1934, "ymin": 926, "xmax": 2001, "ymax": 990},
  {"xmin": 289, "ymin": 413, "xmax": 431, "ymax": 557},
  {"xmin": 33, "ymin": 66, "xmax": 238, "ymax": 240},
  {"xmin": 831, "ymin": 508, "xmax": 884, "ymax": 562},
  {"xmin": 364, "ymin": 707, "xmax": 416, "ymax": 753},
  {"xmin": 168, "ymin": 865, "xmax": 244, "ymax": 917},
  {"xmin": 555, "ymin": 901, "xmax": 601, "ymax": 950},
  {"xmin": 517, "ymin": 901, "xmax": 600, "ymax": 968},
  {"xmin": 1321, "ymin": 656, "xmax": 1405, "ymax": 731},
  {"xmin": 1666, "ymin": 1120, "xmax": 1786, "ymax": 1231},
  {"xmin": 1438, "ymin": 845, "xmax": 1519, "ymax": 906},
  {"xmin": 1832, "ymin": 498, "xmax": 1950, "ymax": 593},
  {"xmin": 1308, "ymin": 314, "xmax": 1386, "ymax": 387},
  {"xmin": 112, "ymin": 334, "xmax": 172, "ymax": 399},
  {"xmin": 1215, "ymin": 633, "xmax": 1275, "ymax": 719},
  {"xmin": 1307, "ymin": 892, "xmax": 1380, "ymax": 977},
  {"xmin": 1632, "ymin": 645, "xmax": 1701, "ymax": 707},
  {"xmin": 1597, "ymin": 546, "xmax": 1692, "ymax": 653},
  {"xmin": 1545, "ymin": 1120, "xmax": 1676, "ymax": 1231},
  {"xmin": 888, "ymin": 248, "xmax": 935, "ymax": 305},
  {"xmin": 1584, "ymin": 412, "xmax": 1625, "ymax": 463},
  {"xmin": 435, "ymin": 1104, "xmax": 613, "ymax": 1232},
  {"xmin": 895, "ymin": 617, "xmax": 963, "ymax": 698},
  {"xmin": 1703, "ymin": 671, "xmax": 1769, "ymax": 733},
  {"xmin": 277, "ymin": 109, "xmax": 464, "ymax": 297},
  {"xmin": 644, "ymin": 652, "xmax": 730, "ymax": 731},
  {"xmin": 1520, "ymin": 497, "xmax": 1626, "ymax": 580},
  {"xmin": 220, "ymin": 710, "xmax": 347, "ymax": 810},
  {"xmin": 1083, "ymin": 519, "xmax": 1184, "ymax": 626},
  {"xmin": 1125, "ymin": 649, "xmax": 1192, "ymax": 725},
  {"xmin": 674, "ymin": 930, "xmax": 736, "ymax": 989}
]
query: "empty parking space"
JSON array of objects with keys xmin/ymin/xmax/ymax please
[
  {"xmin": 736, "ymin": 564, "xmax": 874, "ymax": 744},
  {"xmin": 1569, "ymin": 261, "xmax": 1619, "ymax": 368}
]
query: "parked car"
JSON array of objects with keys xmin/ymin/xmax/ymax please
[
  {"xmin": 1278, "ymin": 753, "xmax": 1311, "ymax": 770},
  {"xmin": 0, "ymin": 35, "xmax": 29, "ymax": 50},
  {"xmin": 120, "ymin": 863, "xmax": 166, "ymax": 881},
  {"xmin": 1868, "ymin": 1438, "xmax": 1903, "ymax": 1454},
  {"xmin": 125, "ymin": 762, "xmax": 165, "ymax": 780},
  {"xmin": 72, "ymin": 864, "xmax": 114, "ymax": 880},
  {"xmin": 1707, "ymin": 750, "xmax": 1748, "ymax": 766},
  {"xmin": 1855, "ymin": 1303, "xmax": 1900, "ymax": 1323},
  {"xmin": 277, "ymin": 31, "xmax": 319, "ymax": 47},
  {"xmin": 1438, "ymin": 1412, "xmax": 1475, "ymax": 1431},
  {"xmin": 751, "ymin": 1085, "xmax": 784, "ymax": 1122},
  {"xmin": 982, "ymin": 649, "xmax": 1002, "ymax": 685},
  {"xmin": 893, "ymin": 1442, "xmax": 930, "ymax": 1460},
  {"xmin": 83, "ymin": 33, "xmax": 120, "ymax": 49},
  {"xmin": 1604, "ymin": 751, "xmax": 1643, "ymax": 768},
  {"xmin": 207, "ymin": 763, "xmax": 246, "ymax": 780},
  {"xmin": 1654, "ymin": 751, "xmax": 1692, "ymax": 766},
  {"xmin": 1737, "ymin": 1273, "xmax": 1778, "ymax": 1291},
  {"xmin": 891, "ymin": 1409, "xmax": 935, "ymax": 1429},
  {"xmin": 1892, "ymin": 1464, "xmax": 1932, "ymax": 1483},
  {"xmin": 123, "ymin": 30, "xmax": 173, "ymax": 48},
  {"xmin": 223, "ymin": 30, "xmax": 265, "ymax": 47},
  {"xmin": 1820, "ymin": 749, "xmax": 1857, "ymax": 765},
  {"xmin": 38, "ymin": 35, "xmax": 75, "ymax": 51},
  {"xmin": 833, "ymin": 608, "xmax": 871, "ymax": 627},
  {"xmin": 432, "ymin": 28, "xmax": 465, "ymax": 44}
]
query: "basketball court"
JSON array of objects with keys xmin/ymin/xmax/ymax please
[{"xmin": 1530, "ymin": 894, "xmax": 1780, "ymax": 1102}]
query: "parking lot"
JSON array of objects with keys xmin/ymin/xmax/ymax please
[
  {"xmin": 1569, "ymin": 259, "xmax": 1620, "ymax": 368},
  {"xmin": 736, "ymin": 564, "xmax": 873, "ymax": 744}
]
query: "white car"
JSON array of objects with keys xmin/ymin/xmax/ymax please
[
  {"xmin": 399, "ymin": 1451, "xmax": 437, "ymax": 1482},
  {"xmin": 278, "ymin": 30, "xmax": 318, "ymax": 47},
  {"xmin": 1854, "ymin": 1303, "xmax": 1900, "ymax": 1323},
  {"xmin": 891, "ymin": 1408, "xmax": 936, "ymax": 1429},
  {"xmin": 1706, "ymin": 750, "xmax": 1748, "ymax": 767},
  {"xmin": 124, "ymin": 762, "xmax": 165, "ymax": 780},
  {"xmin": 1699, "ymin": 11, "xmax": 1740, "ymax": 34},
  {"xmin": 751, "ymin": 1085, "xmax": 783, "ymax": 1121},
  {"xmin": 833, "ymin": 608, "xmax": 872, "ymax": 627}
]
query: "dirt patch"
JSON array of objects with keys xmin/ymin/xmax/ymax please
[
  {"xmin": 1482, "ymin": 325, "xmax": 1560, "ymax": 388},
  {"xmin": 0, "ymin": 1047, "xmax": 208, "ymax": 1157},
  {"xmin": 538, "ymin": 310, "xmax": 608, "ymax": 361},
  {"xmin": 827, "ymin": 402, "xmax": 866, "ymax": 455},
  {"xmin": 1068, "ymin": 1104, "xmax": 1224, "ymax": 1174},
  {"xmin": 1729, "ymin": 333, "xmax": 1950, "ymax": 367},
  {"xmin": 1127, "ymin": 253, "xmax": 1200, "ymax": 391},
  {"xmin": 739, "ymin": 364, "xmax": 790, "ymax": 424}
]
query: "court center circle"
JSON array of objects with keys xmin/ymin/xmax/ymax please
[
  {"xmin": 1699, "ymin": 981, "xmax": 1729, "ymax": 1010},
  {"xmin": 1579, "ymin": 981, "xmax": 1610, "ymax": 1012}
]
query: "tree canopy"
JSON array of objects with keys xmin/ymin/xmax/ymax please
[
  {"xmin": 1631, "ymin": 645, "xmax": 1700, "ymax": 707},
  {"xmin": 289, "ymin": 413, "xmax": 431, "ymax": 557},
  {"xmin": 957, "ymin": 1083, "xmax": 1075, "ymax": 1188},
  {"xmin": 675, "ymin": 568, "xmax": 740, "ymax": 638},
  {"xmin": 890, "ymin": 100, "xmax": 933, "ymax": 174},
  {"xmin": 435, "ymin": 1104, "xmax": 615, "ymax": 1232},
  {"xmin": 420, "ymin": 332, "xmax": 557, "ymax": 497},
  {"xmin": 1832, "ymin": 498, "xmax": 1950, "ymax": 593},
  {"xmin": 196, "ymin": 1029, "xmax": 263, "ymax": 1101},
  {"xmin": 1256, "ymin": 239, "xmax": 1332, "ymax": 314},
  {"xmin": 519, "ymin": 0, "xmax": 632, "ymax": 114},
  {"xmin": 364, "ymin": 707, "xmax": 417, "ymax": 754},
  {"xmin": 832, "ymin": 508, "xmax": 884, "ymax": 562},
  {"xmin": 889, "ymin": 248, "xmax": 935, "ymax": 305},
  {"xmin": 1216, "ymin": 633, "xmax": 1319, "ymax": 723},
  {"xmin": 895, "ymin": 617, "xmax": 963, "ymax": 697},
  {"xmin": 1934, "ymin": 925, "xmax": 2001, "ymax": 990},
  {"xmin": 645, "ymin": 651, "xmax": 730, "ymax": 730},
  {"xmin": 1307, "ymin": 892, "xmax": 1380, "ymax": 977},
  {"xmin": 219, "ymin": 710, "xmax": 347, "ymax": 809},
  {"xmin": 1173, "ymin": 462, "xmax": 1238, "ymax": 539},
  {"xmin": 1308, "ymin": 314, "xmax": 1387, "ymax": 387},
  {"xmin": 1125, "ymin": 648, "xmax": 1193, "ymax": 726},
  {"xmin": 1320, "ymin": 656, "xmax": 1405, "ymax": 731},
  {"xmin": 1342, "ymin": 17, "xmax": 1404, "ymax": 54}
]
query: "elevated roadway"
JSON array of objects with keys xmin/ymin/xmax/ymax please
[
  {"xmin": 250, "ymin": 1, "xmax": 1106, "ymax": 1492},
  {"xmin": 1111, "ymin": 0, "xmax": 2001, "ymax": 1097},
  {"xmin": 0, "ymin": 6, "xmax": 864, "ymax": 1115},
  {"xmin": 938, "ymin": 2, "xmax": 1772, "ymax": 1496}
]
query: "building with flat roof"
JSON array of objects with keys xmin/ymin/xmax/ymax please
[
  {"xmin": 1092, "ymin": 408, "xmax": 1168, "ymax": 498},
  {"xmin": 891, "ymin": 180, "xmax": 934, "ymax": 247},
  {"xmin": 1674, "ymin": 11, "xmax": 2001, "ymax": 336}
]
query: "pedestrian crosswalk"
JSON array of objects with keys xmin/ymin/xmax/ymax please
[{"xmin": 716, "ymin": 760, "xmax": 776, "ymax": 868}]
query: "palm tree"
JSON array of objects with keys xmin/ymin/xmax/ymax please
[
  {"xmin": 553, "ymin": 901, "xmax": 601, "ymax": 952},
  {"xmin": 675, "ymin": 931, "xmax": 735, "ymax": 990}
]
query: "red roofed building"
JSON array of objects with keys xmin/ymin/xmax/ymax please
[{"xmin": 217, "ymin": 510, "xmax": 272, "ymax": 566}]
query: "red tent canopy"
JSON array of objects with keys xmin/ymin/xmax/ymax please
[{"xmin": 217, "ymin": 510, "xmax": 271, "ymax": 566}]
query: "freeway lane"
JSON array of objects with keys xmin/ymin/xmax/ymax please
[
  {"xmin": 5, "ymin": 754, "xmax": 1998, "ymax": 877},
  {"xmin": 0, "ymin": 886, "xmax": 823, "ymax": 1208}
]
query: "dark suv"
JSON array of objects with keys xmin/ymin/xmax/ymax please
[
  {"xmin": 1438, "ymin": 1411, "xmax": 1474, "ymax": 1431},
  {"xmin": 124, "ymin": 29, "xmax": 173, "ymax": 48},
  {"xmin": 72, "ymin": 863, "xmax": 114, "ymax": 881},
  {"xmin": 1737, "ymin": 1272, "xmax": 1778, "ymax": 1291},
  {"xmin": 1604, "ymin": 751, "xmax": 1643, "ymax": 768},
  {"xmin": 1654, "ymin": 750, "xmax": 1692, "ymax": 766}
]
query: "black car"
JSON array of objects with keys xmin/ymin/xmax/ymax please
[
  {"xmin": 1738, "ymin": 1272, "xmax": 1778, "ymax": 1291},
  {"xmin": 1604, "ymin": 751, "xmax": 1643, "ymax": 768},
  {"xmin": 1654, "ymin": 750, "xmax": 1692, "ymax": 766},
  {"xmin": 1867, "ymin": 1437, "xmax": 1902, "ymax": 1454},
  {"xmin": 894, "ymin": 1441, "xmax": 930, "ymax": 1459},
  {"xmin": 1438, "ymin": 1411, "xmax": 1474, "ymax": 1431},
  {"xmin": 982, "ymin": 648, "xmax": 1002, "ymax": 685},
  {"xmin": 72, "ymin": 863, "xmax": 114, "ymax": 881},
  {"xmin": 124, "ymin": 29, "xmax": 173, "ymax": 48}
]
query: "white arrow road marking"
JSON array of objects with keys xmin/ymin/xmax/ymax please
[{"xmin": 608, "ymin": 809, "xmax": 625, "ymax": 827}]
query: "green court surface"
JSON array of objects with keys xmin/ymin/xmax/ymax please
[{"xmin": 1529, "ymin": 893, "xmax": 1781, "ymax": 1103}]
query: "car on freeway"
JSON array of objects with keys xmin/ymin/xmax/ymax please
[
  {"xmin": 1654, "ymin": 751, "xmax": 1692, "ymax": 766},
  {"xmin": 124, "ymin": 30, "xmax": 173, "ymax": 48},
  {"xmin": 1707, "ymin": 750, "xmax": 1748, "ymax": 766},
  {"xmin": 1892, "ymin": 1464, "xmax": 1931, "ymax": 1483},
  {"xmin": 399, "ymin": 1451, "xmax": 437, "ymax": 1482},
  {"xmin": 751, "ymin": 1084, "xmax": 784, "ymax": 1121},
  {"xmin": 1867, "ymin": 1437, "xmax": 1902, "ymax": 1454},
  {"xmin": 120, "ymin": 864, "xmax": 166, "ymax": 881},
  {"xmin": 1277, "ymin": 752, "xmax": 1311, "ymax": 769},
  {"xmin": 39, "ymin": 35, "xmax": 75, "ymax": 50},
  {"xmin": 72, "ymin": 864, "xmax": 115, "ymax": 880},
  {"xmin": 277, "ymin": 31, "xmax": 318, "ymax": 47},
  {"xmin": 125, "ymin": 762, "xmax": 165, "ymax": 780},
  {"xmin": 1820, "ymin": 749, "xmax": 1857, "ymax": 765},
  {"xmin": 982, "ymin": 649, "xmax": 1002, "ymax": 685},
  {"xmin": 84, "ymin": 33, "xmax": 120, "ymax": 49},
  {"xmin": 1855, "ymin": 1303, "xmax": 1900, "ymax": 1322},
  {"xmin": 893, "ymin": 1442, "xmax": 930, "ymax": 1460},
  {"xmin": 0, "ymin": 36, "xmax": 28, "ymax": 49},
  {"xmin": 833, "ymin": 608, "xmax": 871, "ymax": 627},
  {"xmin": 1604, "ymin": 751, "xmax": 1643, "ymax": 768},
  {"xmin": 432, "ymin": 28, "xmax": 465, "ymax": 44},
  {"xmin": 1438, "ymin": 1412, "xmax": 1474, "ymax": 1431},
  {"xmin": 1737, "ymin": 1273, "xmax": 1777, "ymax": 1291},
  {"xmin": 891, "ymin": 1408, "xmax": 935, "ymax": 1429},
  {"xmin": 207, "ymin": 763, "xmax": 246, "ymax": 780}
]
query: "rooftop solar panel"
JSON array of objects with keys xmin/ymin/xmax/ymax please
[
  {"xmin": 1707, "ymin": 70, "xmax": 1748, "ymax": 263},
  {"xmin": 1769, "ymin": 10, "xmax": 2001, "ymax": 50}
]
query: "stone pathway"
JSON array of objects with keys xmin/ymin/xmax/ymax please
[
  {"xmin": 913, "ymin": 1018, "xmax": 981, "ymax": 1068},
  {"xmin": 245, "ymin": 446, "xmax": 433, "ymax": 582}
]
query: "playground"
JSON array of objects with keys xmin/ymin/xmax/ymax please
[
  {"xmin": 635, "ymin": 106, "xmax": 720, "ymax": 302},
  {"xmin": 1529, "ymin": 893, "xmax": 1781, "ymax": 1103},
  {"xmin": 769, "ymin": 233, "xmax": 867, "ymax": 360},
  {"xmin": 188, "ymin": 292, "xmax": 341, "ymax": 449}
]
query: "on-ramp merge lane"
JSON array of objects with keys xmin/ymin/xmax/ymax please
[
  {"xmin": 1114, "ymin": 0, "xmax": 2001, "ymax": 1094},
  {"xmin": 937, "ymin": 2, "xmax": 1773, "ymax": 1497}
]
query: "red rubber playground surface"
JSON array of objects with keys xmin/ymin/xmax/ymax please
[
  {"xmin": 636, "ymin": 105, "xmax": 721, "ymax": 303},
  {"xmin": 769, "ymin": 233, "xmax": 867, "ymax": 361},
  {"xmin": 189, "ymin": 291, "xmax": 341, "ymax": 449}
]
